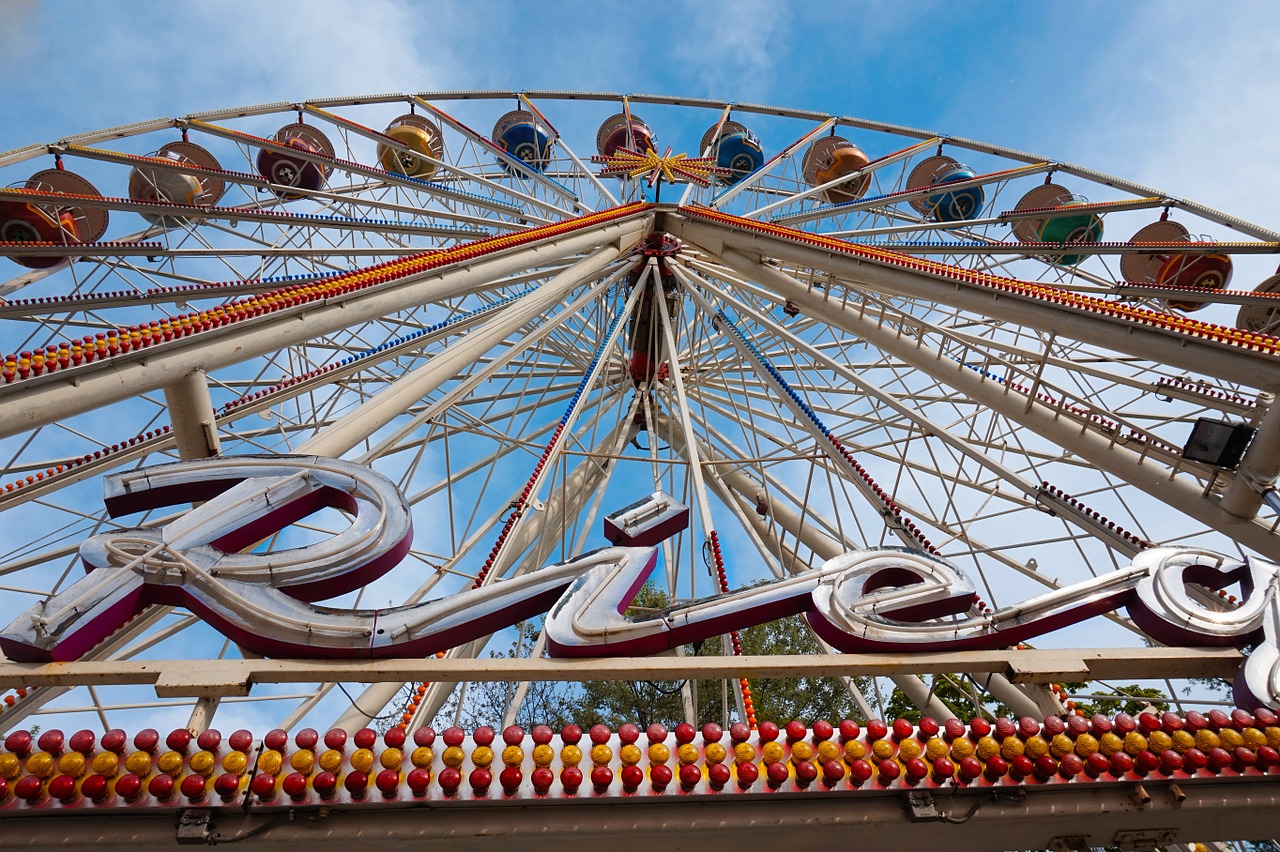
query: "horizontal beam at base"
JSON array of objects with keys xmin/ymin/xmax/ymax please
[
  {"xmin": 3, "ymin": 779, "xmax": 1279, "ymax": 851},
  {"xmin": 0, "ymin": 648, "xmax": 1243, "ymax": 698}
]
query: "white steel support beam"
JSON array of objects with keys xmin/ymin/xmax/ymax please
[
  {"xmin": 697, "ymin": 243, "xmax": 1280, "ymax": 561},
  {"xmin": 299, "ymin": 247, "xmax": 629, "ymax": 459},
  {"xmin": 685, "ymin": 258, "xmax": 1146, "ymax": 559},
  {"xmin": 0, "ymin": 211, "xmax": 654, "ymax": 438},
  {"xmin": 0, "ymin": 648, "xmax": 1244, "ymax": 693},
  {"xmin": 162, "ymin": 369, "xmax": 221, "ymax": 460},
  {"xmin": 745, "ymin": 137, "xmax": 942, "ymax": 220},
  {"xmin": 708, "ymin": 118, "xmax": 836, "ymax": 209},
  {"xmin": 664, "ymin": 212, "xmax": 1280, "ymax": 391},
  {"xmin": 1221, "ymin": 392, "xmax": 1280, "ymax": 519}
]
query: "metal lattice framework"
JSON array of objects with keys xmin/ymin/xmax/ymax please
[{"xmin": 1, "ymin": 91, "xmax": 1279, "ymax": 848}]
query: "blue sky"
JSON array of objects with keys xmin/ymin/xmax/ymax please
[{"xmin": 1, "ymin": 0, "xmax": 1277, "ymax": 231}]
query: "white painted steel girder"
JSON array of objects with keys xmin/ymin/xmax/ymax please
[
  {"xmin": 1221, "ymin": 393, "xmax": 1280, "ymax": 519},
  {"xmin": 0, "ymin": 210, "xmax": 654, "ymax": 439},
  {"xmin": 664, "ymin": 212, "xmax": 1280, "ymax": 391},
  {"xmin": 162, "ymin": 369, "xmax": 221, "ymax": 460},
  {"xmin": 693, "ymin": 241, "xmax": 1280, "ymax": 561}
]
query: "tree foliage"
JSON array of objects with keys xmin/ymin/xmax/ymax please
[
  {"xmin": 432, "ymin": 584, "xmax": 869, "ymax": 729},
  {"xmin": 425, "ymin": 586, "xmax": 1176, "ymax": 731}
]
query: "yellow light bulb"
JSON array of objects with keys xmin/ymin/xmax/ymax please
[
  {"xmin": 1171, "ymin": 730, "xmax": 1195, "ymax": 754},
  {"xmin": 190, "ymin": 751, "xmax": 217, "ymax": 777},
  {"xmin": 1074, "ymin": 734, "xmax": 1099, "ymax": 757},
  {"xmin": 25, "ymin": 752, "xmax": 55, "ymax": 779},
  {"xmin": 221, "ymin": 751, "xmax": 248, "ymax": 775},
  {"xmin": 471, "ymin": 746, "xmax": 494, "ymax": 768},
  {"xmin": 56, "ymin": 752, "xmax": 86, "ymax": 778},
  {"xmin": 157, "ymin": 750, "xmax": 185, "ymax": 777},
  {"xmin": 289, "ymin": 750, "xmax": 315, "ymax": 774},
  {"xmin": 410, "ymin": 747, "xmax": 433, "ymax": 769},
  {"xmin": 257, "ymin": 750, "xmax": 283, "ymax": 775},
  {"xmin": 319, "ymin": 749, "xmax": 344, "ymax": 773},
  {"xmin": 349, "ymin": 748, "xmax": 374, "ymax": 773},
  {"xmin": 91, "ymin": 752, "xmax": 119, "ymax": 778},
  {"xmin": 381, "ymin": 748, "xmax": 404, "ymax": 770}
]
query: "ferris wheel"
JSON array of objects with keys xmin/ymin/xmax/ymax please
[{"xmin": 0, "ymin": 89, "xmax": 1277, "ymax": 748}]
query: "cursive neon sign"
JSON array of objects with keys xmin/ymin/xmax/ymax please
[{"xmin": 3, "ymin": 455, "xmax": 1277, "ymax": 711}]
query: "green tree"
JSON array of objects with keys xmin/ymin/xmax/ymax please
[
  {"xmin": 881, "ymin": 674, "xmax": 1001, "ymax": 723},
  {"xmin": 571, "ymin": 585, "xmax": 869, "ymax": 727},
  {"xmin": 1056, "ymin": 682, "xmax": 1169, "ymax": 717},
  {"xmin": 433, "ymin": 584, "xmax": 870, "ymax": 729},
  {"xmin": 880, "ymin": 677, "xmax": 1170, "ymax": 724}
]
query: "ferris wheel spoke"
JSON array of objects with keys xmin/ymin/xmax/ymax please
[
  {"xmin": 350, "ymin": 261, "xmax": 635, "ymax": 465},
  {"xmin": 292, "ymin": 102, "xmax": 567, "ymax": 217},
  {"xmin": 407, "ymin": 97, "xmax": 587, "ymax": 215},
  {"xmin": 0, "ymin": 209, "xmax": 652, "ymax": 438},
  {"xmin": 0, "ymin": 187, "xmax": 492, "ymax": 245},
  {"xmin": 56, "ymin": 140, "xmax": 539, "ymax": 234},
  {"xmin": 748, "ymin": 251, "xmax": 1279, "ymax": 556},
  {"xmin": 655, "ymin": 413, "xmax": 1028, "ymax": 717},
  {"xmin": 691, "ymin": 262, "xmax": 1072, "ymax": 507}
]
